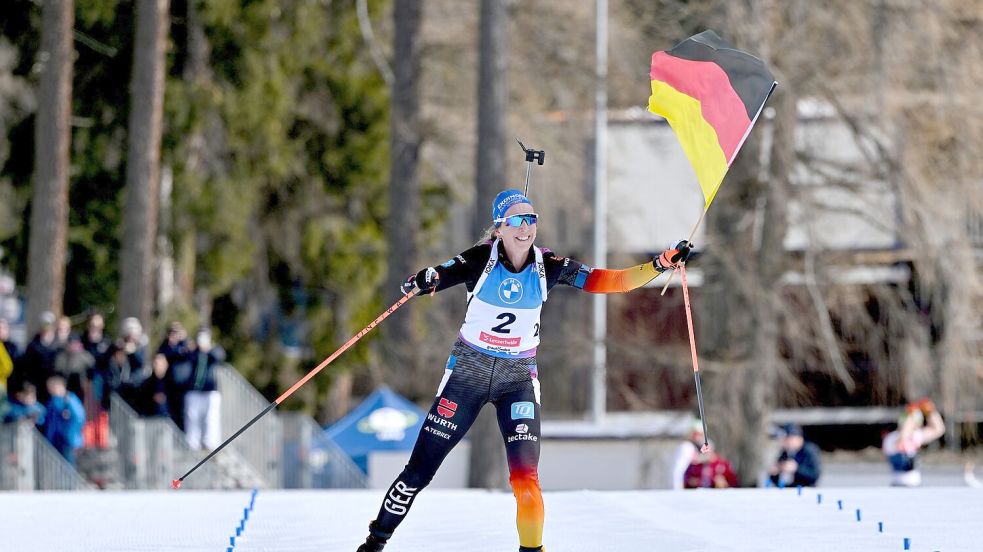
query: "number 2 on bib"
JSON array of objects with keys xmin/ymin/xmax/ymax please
[{"xmin": 491, "ymin": 312, "xmax": 516, "ymax": 333}]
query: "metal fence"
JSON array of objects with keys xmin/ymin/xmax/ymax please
[
  {"xmin": 281, "ymin": 412, "xmax": 367, "ymax": 489},
  {"xmin": 216, "ymin": 364, "xmax": 282, "ymax": 487},
  {"xmin": 110, "ymin": 393, "xmax": 232, "ymax": 489},
  {"xmin": 0, "ymin": 421, "xmax": 91, "ymax": 491}
]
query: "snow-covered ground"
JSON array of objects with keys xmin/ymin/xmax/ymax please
[{"xmin": 2, "ymin": 486, "xmax": 979, "ymax": 552}]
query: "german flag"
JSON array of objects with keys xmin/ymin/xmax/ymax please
[{"xmin": 649, "ymin": 30, "xmax": 777, "ymax": 208}]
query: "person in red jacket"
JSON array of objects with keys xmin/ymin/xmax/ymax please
[{"xmin": 683, "ymin": 448, "xmax": 739, "ymax": 489}]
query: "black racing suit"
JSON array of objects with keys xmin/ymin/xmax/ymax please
[{"xmin": 368, "ymin": 241, "xmax": 593, "ymax": 550}]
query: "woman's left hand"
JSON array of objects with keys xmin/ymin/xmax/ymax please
[{"xmin": 654, "ymin": 240, "xmax": 693, "ymax": 272}]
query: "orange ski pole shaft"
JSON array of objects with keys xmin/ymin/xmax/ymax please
[
  {"xmin": 172, "ymin": 288, "xmax": 420, "ymax": 488},
  {"xmin": 680, "ymin": 263, "xmax": 711, "ymax": 453}
]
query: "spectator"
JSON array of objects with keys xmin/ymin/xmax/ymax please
[
  {"xmin": 184, "ymin": 327, "xmax": 224, "ymax": 450},
  {"xmin": 2, "ymin": 380, "xmax": 45, "ymax": 426},
  {"xmin": 139, "ymin": 353, "xmax": 171, "ymax": 418},
  {"xmin": 107, "ymin": 317, "xmax": 148, "ymax": 406},
  {"xmin": 670, "ymin": 419, "xmax": 706, "ymax": 490},
  {"xmin": 54, "ymin": 315, "xmax": 73, "ymax": 350},
  {"xmin": 157, "ymin": 321, "xmax": 191, "ymax": 367},
  {"xmin": 683, "ymin": 448, "xmax": 739, "ymax": 489},
  {"xmin": 42, "ymin": 375, "xmax": 85, "ymax": 465},
  {"xmin": 882, "ymin": 398, "xmax": 945, "ymax": 487},
  {"xmin": 0, "ymin": 318, "xmax": 19, "ymax": 396},
  {"xmin": 157, "ymin": 321, "xmax": 192, "ymax": 429},
  {"xmin": 80, "ymin": 312, "xmax": 112, "ymax": 448},
  {"xmin": 81, "ymin": 312, "xmax": 111, "ymax": 369},
  {"xmin": 53, "ymin": 333, "xmax": 94, "ymax": 402},
  {"xmin": 17, "ymin": 311, "xmax": 59, "ymax": 402},
  {"xmin": 768, "ymin": 423, "xmax": 822, "ymax": 487}
]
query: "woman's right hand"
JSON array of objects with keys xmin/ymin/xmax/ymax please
[
  {"xmin": 400, "ymin": 274, "xmax": 418, "ymax": 296},
  {"xmin": 401, "ymin": 267, "xmax": 440, "ymax": 296}
]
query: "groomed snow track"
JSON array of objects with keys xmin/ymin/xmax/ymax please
[{"xmin": 3, "ymin": 487, "xmax": 978, "ymax": 551}]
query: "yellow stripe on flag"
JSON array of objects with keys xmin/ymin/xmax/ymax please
[{"xmin": 648, "ymin": 80, "xmax": 728, "ymax": 208}]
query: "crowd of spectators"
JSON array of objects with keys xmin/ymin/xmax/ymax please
[
  {"xmin": 1, "ymin": 311, "xmax": 226, "ymax": 466},
  {"xmin": 672, "ymin": 413, "xmax": 947, "ymax": 489}
]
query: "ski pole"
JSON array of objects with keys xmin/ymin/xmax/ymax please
[
  {"xmin": 680, "ymin": 262, "xmax": 711, "ymax": 453},
  {"xmin": 172, "ymin": 287, "xmax": 421, "ymax": 489},
  {"xmin": 516, "ymin": 138, "xmax": 545, "ymax": 196}
]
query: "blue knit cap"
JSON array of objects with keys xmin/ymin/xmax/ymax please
[{"xmin": 491, "ymin": 189, "xmax": 533, "ymax": 224}]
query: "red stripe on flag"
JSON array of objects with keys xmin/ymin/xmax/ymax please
[{"xmin": 650, "ymin": 51, "xmax": 751, "ymax": 163}]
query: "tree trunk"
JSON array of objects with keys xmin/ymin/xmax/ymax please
[
  {"xmin": 382, "ymin": 0, "xmax": 423, "ymax": 388},
  {"xmin": 26, "ymin": 0, "xmax": 74, "ymax": 332},
  {"xmin": 468, "ymin": 0, "xmax": 509, "ymax": 490},
  {"xmin": 169, "ymin": 0, "xmax": 210, "ymax": 314},
  {"xmin": 325, "ymin": 370, "xmax": 353, "ymax": 424},
  {"xmin": 699, "ymin": 80, "xmax": 794, "ymax": 487},
  {"xmin": 119, "ymin": 0, "xmax": 169, "ymax": 329},
  {"xmin": 741, "ymin": 83, "xmax": 793, "ymax": 485},
  {"xmin": 698, "ymin": 135, "xmax": 763, "ymax": 486},
  {"xmin": 471, "ymin": 0, "xmax": 508, "ymax": 238}
]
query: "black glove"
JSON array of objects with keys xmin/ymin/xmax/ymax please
[
  {"xmin": 653, "ymin": 240, "xmax": 693, "ymax": 272},
  {"xmin": 400, "ymin": 267, "xmax": 440, "ymax": 296}
]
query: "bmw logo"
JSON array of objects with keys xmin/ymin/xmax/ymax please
[{"xmin": 498, "ymin": 278, "xmax": 523, "ymax": 304}]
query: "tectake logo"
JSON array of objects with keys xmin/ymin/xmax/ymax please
[
  {"xmin": 510, "ymin": 401, "xmax": 535, "ymax": 420},
  {"xmin": 515, "ymin": 423, "xmax": 529, "ymax": 434},
  {"xmin": 498, "ymin": 278, "xmax": 523, "ymax": 304}
]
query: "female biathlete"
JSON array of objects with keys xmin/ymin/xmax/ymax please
[{"xmin": 357, "ymin": 189, "xmax": 691, "ymax": 552}]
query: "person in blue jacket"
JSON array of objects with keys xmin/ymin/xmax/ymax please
[
  {"xmin": 2, "ymin": 380, "xmax": 46, "ymax": 426},
  {"xmin": 43, "ymin": 374, "xmax": 85, "ymax": 465},
  {"xmin": 769, "ymin": 423, "xmax": 822, "ymax": 487}
]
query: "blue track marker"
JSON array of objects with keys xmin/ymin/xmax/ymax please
[
  {"xmin": 904, "ymin": 537, "xmax": 910, "ymax": 550},
  {"xmin": 817, "ymin": 493, "xmax": 822, "ymax": 504},
  {"xmin": 878, "ymin": 522, "xmax": 883, "ymax": 533},
  {"xmin": 797, "ymin": 486, "xmax": 802, "ymax": 496},
  {"xmin": 855, "ymin": 509, "xmax": 862, "ymax": 521},
  {"xmin": 230, "ymin": 536, "xmax": 235, "ymax": 546},
  {"xmin": 837, "ymin": 500, "xmax": 843, "ymax": 510}
]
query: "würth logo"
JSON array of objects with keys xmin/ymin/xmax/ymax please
[{"xmin": 437, "ymin": 397, "xmax": 458, "ymax": 418}]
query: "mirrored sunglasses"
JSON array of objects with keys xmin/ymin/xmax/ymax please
[{"xmin": 494, "ymin": 213, "xmax": 539, "ymax": 227}]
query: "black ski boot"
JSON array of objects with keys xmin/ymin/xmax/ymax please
[
  {"xmin": 355, "ymin": 521, "xmax": 391, "ymax": 552},
  {"xmin": 519, "ymin": 546, "xmax": 545, "ymax": 552}
]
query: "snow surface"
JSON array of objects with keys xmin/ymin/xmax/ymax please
[{"xmin": 1, "ymin": 487, "xmax": 980, "ymax": 551}]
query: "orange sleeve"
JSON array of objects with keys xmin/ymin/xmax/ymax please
[{"xmin": 581, "ymin": 262, "xmax": 661, "ymax": 293}]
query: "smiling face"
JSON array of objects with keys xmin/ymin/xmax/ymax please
[{"xmin": 495, "ymin": 202, "xmax": 537, "ymax": 262}]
